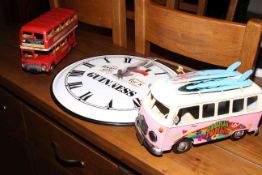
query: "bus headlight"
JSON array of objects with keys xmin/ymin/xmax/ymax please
[{"xmin": 149, "ymin": 131, "xmax": 157, "ymax": 142}]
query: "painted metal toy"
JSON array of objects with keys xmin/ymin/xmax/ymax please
[
  {"xmin": 20, "ymin": 8, "xmax": 78, "ymax": 73},
  {"xmin": 135, "ymin": 62, "xmax": 262, "ymax": 155}
]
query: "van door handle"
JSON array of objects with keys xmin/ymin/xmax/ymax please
[{"xmin": 191, "ymin": 124, "xmax": 198, "ymax": 127}]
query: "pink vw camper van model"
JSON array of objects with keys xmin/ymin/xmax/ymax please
[{"xmin": 135, "ymin": 62, "xmax": 262, "ymax": 155}]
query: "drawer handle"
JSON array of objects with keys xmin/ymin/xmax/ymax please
[
  {"xmin": 1, "ymin": 105, "xmax": 7, "ymax": 111},
  {"xmin": 51, "ymin": 141, "xmax": 85, "ymax": 168}
]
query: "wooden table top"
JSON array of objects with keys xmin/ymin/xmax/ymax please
[{"xmin": 0, "ymin": 24, "xmax": 261, "ymax": 175}]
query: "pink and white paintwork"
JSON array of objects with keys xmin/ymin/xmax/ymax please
[{"xmin": 135, "ymin": 76, "xmax": 262, "ymax": 155}]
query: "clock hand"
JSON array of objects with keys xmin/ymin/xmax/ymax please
[{"xmin": 115, "ymin": 59, "xmax": 156, "ymax": 79}]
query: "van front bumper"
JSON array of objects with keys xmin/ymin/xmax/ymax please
[{"xmin": 135, "ymin": 118, "xmax": 163, "ymax": 156}]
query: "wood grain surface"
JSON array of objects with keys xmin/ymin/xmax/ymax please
[{"xmin": 0, "ymin": 24, "xmax": 261, "ymax": 175}]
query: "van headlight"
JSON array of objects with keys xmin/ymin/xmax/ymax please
[{"xmin": 149, "ymin": 131, "xmax": 157, "ymax": 142}]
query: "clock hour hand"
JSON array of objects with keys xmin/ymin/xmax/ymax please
[{"xmin": 115, "ymin": 59, "xmax": 156, "ymax": 79}]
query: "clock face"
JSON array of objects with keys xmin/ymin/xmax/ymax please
[{"xmin": 51, "ymin": 55, "xmax": 176, "ymax": 125}]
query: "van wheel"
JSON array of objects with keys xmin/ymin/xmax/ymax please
[
  {"xmin": 230, "ymin": 130, "xmax": 246, "ymax": 141},
  {"xmin": 172, "ymin": 138, "xmax": 192, "ymax": 154}
]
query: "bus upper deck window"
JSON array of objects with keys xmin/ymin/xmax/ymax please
[
  {"xmin": 34, "ymin": 33, "xmax": 43, "ymax": 40},
  {"xmin": 65, "ymin": 19, "xmax": 70, "ymax": 25},
  {"xmin": 22, "ymin": 32, "xmax": 32, "ymax": 39},
  {"xmin": 73, "ymin": 14, "xmax": 77, "ymax": 20},
  {"xmin": 47, "ymin": 30, "xmax": 54, "ymax": 39},
  {"xmin": 55, "ymin": 26, "xmax": 60, "ymax": 33}
]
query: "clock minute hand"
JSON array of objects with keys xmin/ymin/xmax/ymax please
[{"xmin": 116, "ymin": 59, "xmax": 156, "ymax": 79}]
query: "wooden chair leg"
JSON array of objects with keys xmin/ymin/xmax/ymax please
[
  {"xmin": 197, "ymin": 0, "xmax": 208, "ymax": 15},
  {"xmin": 166, "ymin": 0, "xmax": 179, "ymax": 9},
  {"xmin": 226, "ymin": 0, "xmax": 238, "ymax": 21},
  {"xmin": 49, "ymin": 0, "xmax": 60, "ymax": 8},
  {"xmin": 112, "ymin": 0, "xmax": 127, "ymax": 48},
  {"xmin": 135, "ymin": 0, "xmax": 147, "ymax": 54}
]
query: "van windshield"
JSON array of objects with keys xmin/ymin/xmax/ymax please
[{"xmin": 147, "ymin": 92, "xmax": 169, "ymax": 120}]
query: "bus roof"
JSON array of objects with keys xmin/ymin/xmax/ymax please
[
  {"xmin": 21, "ymin": 8, "xmax": 76, "ymax": 34},
  {"xmin": 151, "ymin": 78, "xmax": 262, "ymax": 108}
]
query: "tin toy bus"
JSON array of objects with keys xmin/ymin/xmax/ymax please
[
  {"xmin": 135, "ymin": 62, "xmax": 262, "ymax": 155},
  {"xmin": 21, "ymin": 31, "xmax": 76, "ymax": 72},
  {"xmin": 20, "ymin": 8, "xmax": 78, "ymax": 72}
]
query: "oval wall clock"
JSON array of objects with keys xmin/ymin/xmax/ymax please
[{"xmin": 51, "ymin": 55, "xmax": 176, "ymax": 125}]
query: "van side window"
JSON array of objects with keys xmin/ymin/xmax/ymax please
[
  {"xmin": 218, "ymin": 100, "xmax": 230, "ymax": 115},
  {"xmin": 233, "ymin": 99, "xmax": 244, "ymax": 113},
  {"xmin": 202, "ymin": 103, "xmax": 215, "ymax": 118},
  {"xmin": 247, "ymin": 96, "xmax": 258, "ymax": 111},
  {"xmin": 177, "ymin": 106, "xmax": 199, "ymax": 123}
]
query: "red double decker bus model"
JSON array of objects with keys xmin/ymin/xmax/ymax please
[
  {"xmin": 21, "ymin": 30, "xmax": 77, "ymax": 72},
  {"xmin": 20, "ymin": 8, "xmax": 78, "ymax": 72}
]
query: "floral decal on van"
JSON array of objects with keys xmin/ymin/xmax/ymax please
[{"xmin": 186, "ymin": 121, "xmax": 246, "ymax": 142}]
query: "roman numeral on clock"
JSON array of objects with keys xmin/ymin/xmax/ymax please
[
  {"xmin": 104, "ymin": 57, "xmax": 110, "ymax": 63},
  {"xmin": 133, "ymin": 98, "xmax": 141, "ymax": 108},
  {"xmin": 83, "ymin": 62, "xmax": 95, "ymax": 68},
  {"xmin": 69, "ymin": 70, "xmax": 85, "ymax": 77},
  {"xmin": 79, "ymin": 91, "xmax": 93, "ymax": 101},
  {"xmin": 124, "ymin": 57, "xmax": 132, "ymax": 63},
  {"xmin": 67, "ymin": 81, "xmax": 83, "ymax": 89},
  {"xmin": 107, "ymin": 99, "xmax": 113, "ymax": 109}
]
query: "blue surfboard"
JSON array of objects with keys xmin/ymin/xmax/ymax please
[
  {"xmin": 177, "ymin": 70, "xmax": 253, "ymax": 94},
  {"xmin": 173, "ymin": 62, "xmax": 241, "ymax": 83}
]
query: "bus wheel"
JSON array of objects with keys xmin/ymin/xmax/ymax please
[
  {"xmin": 50, "ymin": 63, "xmax": 55, "ymax": 72},
  {"xmin": 172, "ymin": 138, "xmax": 192, "ymax": 154},
  {"xmin": 231, "ymin": 130, "xmax": 246, "ymax": 141}
]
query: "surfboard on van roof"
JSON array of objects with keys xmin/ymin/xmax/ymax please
[
  {"xmin": 176, "ymin": 67, "xmax": 253, "ymax": 94},
  {"xmin": 173, "ymin": 61, "xmax": 241, "ymax": 83}
]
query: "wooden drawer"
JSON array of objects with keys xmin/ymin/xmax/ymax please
[
  {"xmin": 31, "ymin": 145, "xmax": 73, "ymax": 175},
  {"xmin": 23, "ymin": 106, "xmax": 122, "ymax": 175},
  {"xmin": 0, "ymin": 87, "xmax": 25, "ymax": 139}
]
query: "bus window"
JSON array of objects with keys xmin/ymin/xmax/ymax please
[
  {"xmin": 55, "ymin": 45, "xmax": 60, "ymax": 52},
  {"xmin": 70, "ymin": 16, "xmax": 74, "ymax": 22},
  {"xmin": 218, "ymin": 100, "xmax": 230, "ymax": 115},
  {"xmin": 35, "ymin": 49, "xmax": 53, "ymax": 55},
  {"xmin": 65, "ymin": 18, "xmax": 70, "ymax": 26},
  {"xmin": 152, "ymin": 100, "xmax": 169, "ymax": 119},
  {"xmin": 47, "ymin": 30, "xmax": 54, "ymax": 39},
  {"xmin": 233, "ymin": 98, "xmax": 244, "ymax": 113},
  {"xmin": 23, "ymin": 50, "xmax": 34, "ymax": 58},
  {"xmin": 176, "ymin": 106, "xmax": 199, "ymax": 124},
  {"xmin": 55, "ymin": 26, "xmax": 60, "ymax": 33},
  {"xmin": 22, "ymin": 32, "xmax": 32, "ymax": 39},
  {"xmin": 34, "ymin": 33, "xmax": 43, "ymax": 40},
  {"xmin": 73, "ymin": 14, "xmax": 77, "ymax": 21},
  {"xmin": 202, "ymin": 103, "xmax": 215, "ymax": 118},
  {"xmin": 247, "ymin": 96, "xmax": 258, "ymax": 111}
]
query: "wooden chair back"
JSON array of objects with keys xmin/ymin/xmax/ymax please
[
  {"xmin": 166, "ymin": 0, "xmax": 238, "ymax": 21},
  {"xmin": 135, "ymin": 0, "xmax": 262, "ymax": 73},
  {"xmin": 49, "ymin": 0, "xmax": 127, "ymax": 48}
]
